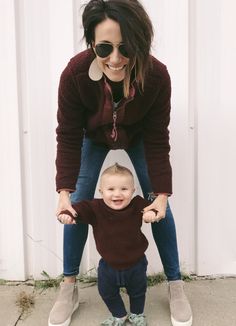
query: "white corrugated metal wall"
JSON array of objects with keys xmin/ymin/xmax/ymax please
[{"xmin": 1, "ymin": 0, "xmax": 236, "ymax": 281}]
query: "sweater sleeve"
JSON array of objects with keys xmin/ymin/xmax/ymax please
[
  {"xmin": 60, "ymin": 200, "xmax": 96, "ymax": 225},
  {"xmin": 55, "ymin": 62, "xmax": 86, "ymax": 192},
  {"xmin": 73, "ymin": 200, "xmax": 97, "ymax": 225},
  {"xmin": 143, "ymin": 65, "xmax": 172, "ymax": 195}
]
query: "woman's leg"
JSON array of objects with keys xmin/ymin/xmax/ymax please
[
  {"xmin": 127, "ymin": 142, "xmax": 192, "ymax": 326},
  {"xmin": 48, "ymin": 138, "xmax": 109, "ymax": 326},
  {"xmin": 63, "ymin": 138, "xmax": 109, "ymax": 277},
  {"xmin": 126, "ymin": 141, "xmax": 180, "ymax": 281}
]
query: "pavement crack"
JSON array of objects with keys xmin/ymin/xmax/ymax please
[{"xmin": 13, "ymin": 312, "xmax": 23, "ymax": 326}]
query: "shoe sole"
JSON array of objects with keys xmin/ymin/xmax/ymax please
[
  {"xmin": 171, "ymin": 316, "xmax": 193, "ymax": 326},
  {"xmin": 48, "ymin": 301, "xmax": 80, "ymax": 326}
]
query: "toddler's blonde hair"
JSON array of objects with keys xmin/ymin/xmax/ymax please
[{"xmin": 101, "ymin": 163, "xmax": 133, "ymax": 178}]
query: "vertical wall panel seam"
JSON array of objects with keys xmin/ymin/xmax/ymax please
[
  {"xmin": 14, "ymin": 0, "xmax": 29, "ymax": 280},
  {"xmin": 188, "ymin": 0, "xmax": 198, "ymax": 274}
]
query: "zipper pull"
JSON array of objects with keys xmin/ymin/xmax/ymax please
[{"xmin": 111, "ymin": 111, "xmax": 118, "ymax": 141}]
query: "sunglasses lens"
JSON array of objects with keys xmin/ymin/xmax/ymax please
[
  {"xmin": 95, "ymin": 44, "xmax": 113, "ymax": 58},
  {"xmin": 119, "ymin": 44, "xmax": 129, "ymax": 58},
  {"xmin": 95, "ymin": 43, "xmax": 129, "ymax": 58}
]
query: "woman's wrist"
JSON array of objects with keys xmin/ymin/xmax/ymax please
[
  {"xmin": 157, "ymin": 193, "xmax": 169, "ymax": 197},
  {"xmin": 59, "ymin": 190, "xmax": 70, "ymax": 197},
  {"xmin": 148, "ymin": 192, "xmax": 169, "ymax": 201}
]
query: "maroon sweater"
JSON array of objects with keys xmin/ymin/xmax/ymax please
[
  {"xmin": 56, "ymin": 49, "xmax": 172, "ymax": 194},
  {"xmin": 64, "ymin": 195, "xmax": 149, "ymax": 270}
]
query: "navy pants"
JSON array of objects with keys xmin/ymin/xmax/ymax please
[
  {"xmin": 64, "ymin": 138, "xmax": 181, "ymax": 281},
  {"xmin": 97, "ymin": 256, "xmax": 148, "ymax": 318}
]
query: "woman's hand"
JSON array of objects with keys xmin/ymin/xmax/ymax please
[
  {"xmin": 56, "ymin": 190, "xmax": 77, "ymax": 224},
  {"xmin": 142, "ymin": 194, "xmax": 168, "ymax": 223}
]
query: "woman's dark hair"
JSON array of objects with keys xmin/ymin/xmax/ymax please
[{"xmin": 82, "ymin": 0, "xmax": 154, "ymax": 97}]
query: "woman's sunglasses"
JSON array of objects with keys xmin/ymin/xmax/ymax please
[{"xmin": 95, "ymin": 42, "xmax": 129, "ymax": 58}]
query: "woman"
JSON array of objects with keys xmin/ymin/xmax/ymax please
[{"xmin": 49, "ymin": 1, "xmax": 192, "ymax": 326}]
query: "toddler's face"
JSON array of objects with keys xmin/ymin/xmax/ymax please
[{"xmin": 99, "ymin": 174, "xmax": 135, "ymax": 210}]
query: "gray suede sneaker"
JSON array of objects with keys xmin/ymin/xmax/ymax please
[
  {"xmin": 127, "ymin": 313, "xmax": 147, "ymax": 325},
  {"xmin": 101, "ymin": 316, "xmax": 126, "ymax": 325},
  {"xmin": 169, "ymin": 280, "xmax": 192, "ymax": 326},
  {"xmin": 48, "ymin": 281, "xmax": 79, "ymax": 326}
]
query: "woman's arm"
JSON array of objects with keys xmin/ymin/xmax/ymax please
[
  {"xmin": 143, "ymin": 63, "xmax": 172, "ymax": 195},
  {"xmin": 56, "ymin": 62, "xmax": 86, "ymax": 192}
]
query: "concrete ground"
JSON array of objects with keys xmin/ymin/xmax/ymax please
[{"xmin": 1, "ymin": 278, "xmax": 236, "ymax": 326}]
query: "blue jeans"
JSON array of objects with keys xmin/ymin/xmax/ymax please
[{"xmin": 63, "ymin": 137, "xmax": 181, "ymax": 280}]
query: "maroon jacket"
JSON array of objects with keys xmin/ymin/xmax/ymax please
[
  {"xmin": 63, "ymin": 195, "xmax": 149, "ymax": 270},
  {"xmin": 56, "ymin": 49, "xmax": 172, "ymax": 194}
]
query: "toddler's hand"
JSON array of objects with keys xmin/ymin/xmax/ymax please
[
  {"xmin": 142, "ymin": 209, "xmax": 159, "ymax": 223},
  {"xmin": 57, "ymin": 211, "xmax": 76, "ymax": 224}
]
